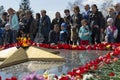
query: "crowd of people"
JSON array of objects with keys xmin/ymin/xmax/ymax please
[{"xmin": 0, "ymin": 3, "xmax": 120, "ymax": 46}]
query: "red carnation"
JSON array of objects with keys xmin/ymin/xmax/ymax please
[
  {"xmin": 112, "ymin": 50, "xmax": 120, "ymax": 56},
  {"xmin": 86, "ymin": 45, "xmax": 92, "ymax": 50},
  {"xmin": 0, "ymin": 76, "xmax": 1, "ymax": 80},
  {"xmin": 5, "ymin": 78, "xmax": 11, "ymax": 80},
  {"xmin": 67, "ymin": 72, "xmax": 74, "ymax": 76},
  {"xmin": 11, "ymin": 77, "xmax": 17, "ymax": 80},
  {"xmin": 32, "ymin": 42, "xmax": 37, "ymax": 46},
  {"xmin": 63, "ymin": 44, "xmax": 70, "ymax": 49},
  {"xmin": 109, "ymin": 72, "xmax": 115, "ymax": 77},
  {"xmin": 104, "ymin": 58, "xmax": 111, "ymax": 64},
  {"xmin": 50, "ymin": 45, "xmax": 56, "ymax": 49},
  {"xmin": 77, "ymin": 45, "xmax": 86, "ymax": 50},
  {"xmin": 59, "ymin": 76, "xmax": 69, "ymax": 80},
  {"xmin": 54, "ymin": 75, "xmax": 58, "ymax": 79},
  {"xmin": 94, "ymin": 65, "xmax": 98, "ymax": 70},
  {"xmin": 113, "ymin": 58, "xmax": 119, "ymax": 62},
  {"xmin": 57, "ymin": 44, "xmax": 62, "ymax": 49},
  {"xmin": 92, "ymin": 45, "xmax": 97, "ymax": 50}
]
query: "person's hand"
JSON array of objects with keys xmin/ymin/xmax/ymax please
[
  {"xmin": 50, "ymin": 43, "xmax": 55, "ymax": 45},
  {"xmin": 94, "ymin": 25, "xmax": 99, "ymax": 28},
  {"xmin": 105, "ymin": 35, "xmax": 108, "ymax": 42},
  {"xmin": 19, "ymin": 22, "xmax": 24, "ymax": 25},
  {"xmin": 101, "ymin": 28, "xmax": 104, "ymax": 32},
  {"xmin": 84, "ymin": 32, "xmax": 89, "ymax": 36}
]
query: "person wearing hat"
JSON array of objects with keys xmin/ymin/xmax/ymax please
[
  {"xmin": 59, "ymin": 23, "xmax": 68, "ymax": 43},
  {"xmin": 3, "ymin": 23, "xmax": 12, "ymax": 44},
  {"xmin": 105, "ymin": 18, "xmax": 118, "ymax": 43}
]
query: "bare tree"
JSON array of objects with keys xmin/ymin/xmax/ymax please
[
  {"xmin": 100, "ymin": 0, "xmax": 113, "ymax": 17},
  {"xmin": 19, "ymin": 0, "xmax": 31, "ymax": 13},
  {"xmin": 67, "ymin": 0, "xmax": 84, "ymax": 13},
  {"xmin": 68, "ymin": 0, "xmax": 115, "ymax": 15}
]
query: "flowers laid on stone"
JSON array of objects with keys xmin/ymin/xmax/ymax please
[
  {"xmin": 0, "ymin": 42, "xmax": 120, "ymax": 79},
  {"xmin": 0, "ymin": 41, "xmax": 119, "ymax": 50}
]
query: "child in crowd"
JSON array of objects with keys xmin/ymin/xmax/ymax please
[
  {"xmin": 79, "ymin": 19, "xmax": 91, "ymax": 45},
  {"xmin": 105, "ymin": 18, "xmax": 118, "ymax": 43},
  {"xmin": 3, "ymin": 23, "xmax": 12, "ymax": 45},
  {"xmin": 59, "ymin": 23, "xmax": 68, "ymax": 44},
  {"xmin": 49, "ymin": 24, "xmax": 60, "ymax": 45}
]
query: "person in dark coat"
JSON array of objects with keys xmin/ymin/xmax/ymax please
[
  {"xmin": 35, "ymin": 13, "xmax": 41, "ymax": 32},
  {"xmin": 34, "ymin": 13, "xmax": 44, "ymax": 43},
  {"xmin": 71, "ymin": 6, "xmax": 83, "ymax": 45},
  {"xmin": 64, "ymin": 9, "xmax": 72, "ymax": 44},
  {"xmin": 0, "ymin": 28, "xmax": 3, "ymax": 45},
  {"xmin": 89, "ymin": 4, "xmax": 105, "ymax": 44},
  {"xmin": 114, "ymin": 3, "xmax": 120, "ymax": 42},
  {"xmin": 1, "ymin": 12, "xmax": 8, "ymax": 28},
  {"xmin": 3, "ymin": 23, "xmax": 12, "ymax": 45},
  {"xmin": 40, "ymin": 10, "xmax": 51, "ymax": 44},
  {"xmin": 49, "ymin": 24, "xmax": 60, "ymax": 44},
  {"xmin": 60, "ymin": 23, "xmax": 68, "ymax": 44},
  {"xmin": 24, "ymin": 10, "xmax": 37, "ymax": 41},
  {"xmin": 51, "ymin": 12, "xmax": 64, "ymax": 30},
  {"xmin": 18, "ymin": 13, "xmax": 25, "ymax": 37}
]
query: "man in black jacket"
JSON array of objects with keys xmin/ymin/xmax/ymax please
[
  {"xmin": 89, "ymin": 4, "xmax": 105, "ymax": 44},
  {"xmin": 64, "ymin": 9, "xmax": 72, "ymax": 44},
  {"xmin": 49, "ymin": 24, "xmax": 60, "ymax": 44},
  {"xmin": 114, "ymin": 3, "xmax": 120, "ymax": 42}
]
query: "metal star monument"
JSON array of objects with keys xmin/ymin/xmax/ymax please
[{"xmin": 0, "ymin": 46, "xmax": 65, "ymax": 77}]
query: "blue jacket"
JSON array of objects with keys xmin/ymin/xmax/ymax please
[
  {"xmin": 49, "ymin": 30, "xmax": 60, "ymax": 44},
  {"xmin": 41, "ymin": 15, "xmax": 51, "ymax": 36},
  {"xmin": 79, "ymin": 26, "xmax": 91, "ymax": 40},
  {"xmin": 82, "ymin": 10, "xmax": 91, "ymax": 20},
  {"xmin": 60, "ymin": 29, "xmax": 67, "ymax": 43},
  {"xmin": 11, "ymin": 13, "xmax": 19, "ymax": 30}
]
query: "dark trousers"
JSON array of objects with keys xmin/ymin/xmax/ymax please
[
  {"xmin": 30, "ymin": 34, "xmax": 36, "ymax": 41},
  {"xmin": 91, "ymin": 28, "xmax": 101, "ymax": 44},
  {"xmin": 12, "ymin": 30, "xmax": 18, "ymax": 43},
  {"xmin": 43, "ymin": 35, "xmax": 49, "ymax": 44},
  {"xmin": 115, "ymin": 33, "xmax": 120, "ymax": 43},
  {"xmin": 0, "ymin": 38, "xmax": 3, "ymax": 45}
]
